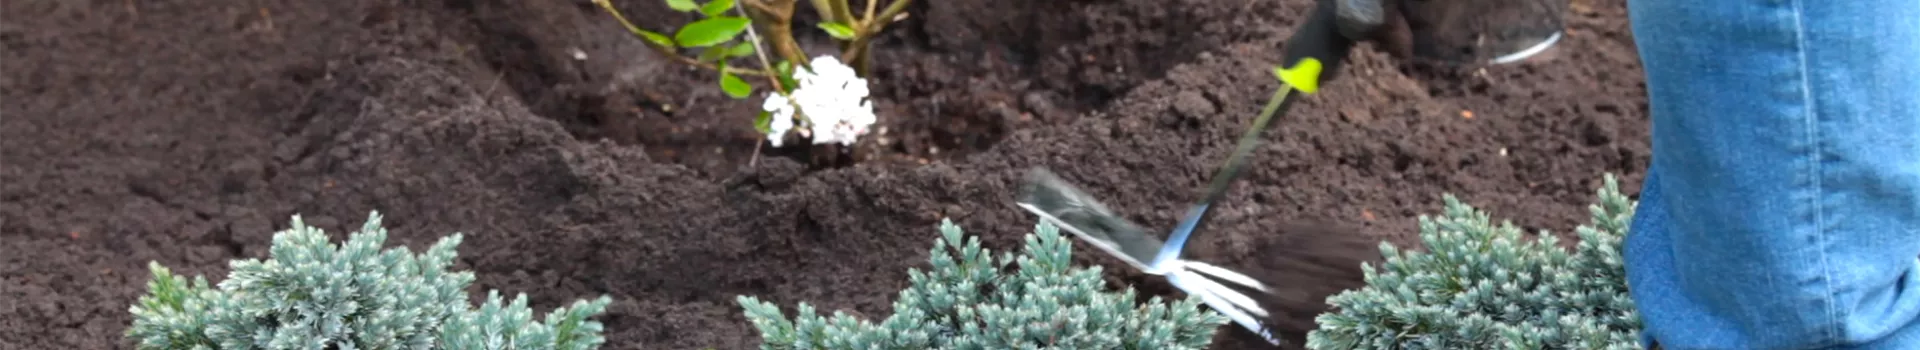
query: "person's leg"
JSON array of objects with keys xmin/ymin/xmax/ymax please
[{"xmin": 1623, "ymin": 0, "xmax": 1920, "ymax": 348}]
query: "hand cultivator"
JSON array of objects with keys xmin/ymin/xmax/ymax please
[{"xmin": 1014, "ymin": 0, "xmax": 1564, "ymax": 345}]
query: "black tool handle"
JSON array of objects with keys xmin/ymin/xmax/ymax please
[{"xmin": 1277, "ymin": 0, "xmax": 1359, "ymax": 94}]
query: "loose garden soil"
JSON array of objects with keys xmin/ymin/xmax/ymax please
[{"xmin": 0, "ymin": 0, "xmax": 1647, "ymax": 348}]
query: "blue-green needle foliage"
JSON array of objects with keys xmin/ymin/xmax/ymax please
[
  {"xmin": 125, "ymin": 211, "xmax": 613, "ymax": 350},
  {"xmin": 737, "ymin": 219, "xmax": 1229, "ymax": 349},
  {"xmin": 1307, "ymin": 174, "xmax": 1642, "ymax": 350}
]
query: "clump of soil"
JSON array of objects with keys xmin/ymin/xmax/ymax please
[{"xmin": 0, "ymin": 0, "xmax": 1646, "ymax": 349}]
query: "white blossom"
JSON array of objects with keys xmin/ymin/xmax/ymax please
[
  {"xmin": 761, "ymin": 92, "xmax": 795, "ymax": 147},
  {"xmin": 757, "ymin": 55, "xmax": 877, "ymax": 147}
]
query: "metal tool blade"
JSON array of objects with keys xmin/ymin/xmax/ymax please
[
  {"xmin": 1015, "ymin": 168, "xmax": 1285, "ymax": 345},
  {"xmin": 1014, "ymin": 168, "xmax": 1166, "ymax": 271},
  {"xmin": 1400, "ymin": 0, "xmax": 1569, "ymax": 65}
]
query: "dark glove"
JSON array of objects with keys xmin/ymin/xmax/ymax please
[
  {"xmin": 1331, "ymin": 0, "xmax": 1410, "ymax": 57},
  {"xmin": 1280, "ymin": 0, "xmax": 1565, "ymax": 91},
  {"xmin": 1276, "ymin": 0, "xmax": 1372, "ymax": 94},
  {"xmin": 1335, "ymin": 0, "xmax": 1569, "ymax": 64}
]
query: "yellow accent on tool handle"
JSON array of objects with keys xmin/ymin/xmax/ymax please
[{"xmin": 1274, "ymin": 58, "xmax": 1324, "ymax": 94}]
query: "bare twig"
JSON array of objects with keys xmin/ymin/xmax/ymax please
[
  {"xmin": 864, "ymin": 0, "xmax": 878, "ymax": 22},
  {"xmin": 754, "ymin": 0, "xmax": 812, "ymax": 68},
  {"xmin": 480, "ymin": 69, "xmax": 507, "ymax": 99},
  {"xmin": 807, "ymin": 0, "xmax": 838, "ymax": 24},
  {"xmin": 873, "ymin": 0, "xmax": 914, "ymax": 35},
  {"xmin": 744, "ymin": 0, "xmax": 779, "ymax": 15},
  {"xmin": 749, "ymin": 140, "xmax": 764, "ymax": 167},
  {"xmin": 735, "ymin": 4, "xmax": 785, "ymax": 92},
  {"xmin": 259, "ymin": 8, "xmax": 274, "ymax": 34}
]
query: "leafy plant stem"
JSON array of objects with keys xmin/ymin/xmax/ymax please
[
  {"xmin": 811, "ymin": 0, "xmax": 858, "ymax": 68},
  {"xmin": 835, "ymin": 0, "xmax": 857, "ymax": 25},
  {"xmin": 841, "ymin": 0, "xmax": 910, "ymax": 76},
  {"xmin": 594, "ymin": 0, "xmax": 768, "ymax": 77},
  {"xmin": 807, "ymin": 0, "xmax": 840, "ymax": 29}
]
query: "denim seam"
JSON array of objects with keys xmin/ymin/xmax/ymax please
[{"xmin": 1787, "ymin": 0, "xmax": 1840, "ymax": 347}]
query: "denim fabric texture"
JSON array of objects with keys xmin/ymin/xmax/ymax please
[{"xmin": 1622, "ymin": 0, "xmax": 1920, "ymax": 349}]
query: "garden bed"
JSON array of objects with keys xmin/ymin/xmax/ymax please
[{"xmin": 0, "ymin": 0, "xmax": 1647, "ymax": 348}]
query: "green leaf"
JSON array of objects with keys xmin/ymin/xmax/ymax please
[
  {"xmin": 697, "ymin": 46, "xmax": 730, "ymax": 63},
  {"xmin": 775, "ymin": 60, "xmax": 799, "ymax": 92},
  {"xmin": 699, "ymin": 0, "xmax": 735, "ymax": 16},
  {"xmin": 720, "ymin": 65, "xmax": 752, "ymax": 99},
  {"xmin": 675, "ymin": 16, "xmax": 751, "ymax": 47},
  {"xmin": 754, "ymin": 110, "xmax": 773, "ymax": 134},
  {"xmin": 634, "ymin": 29, "xmax": 676, "ymax": 49},
  {"xmin": 726, "ymin": 41, "xmax": 756, "ymax": 58},
  {"xmin": 665, "ymin": 0, "xmax": 698, "ymax": 12},
  {"xmin": 816, "ymin": 22, "xmax": 857, "ymax": 40}
]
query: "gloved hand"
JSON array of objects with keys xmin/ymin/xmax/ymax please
[
  {"xmin": 1279, "ymin": 0, "xmax": 1564, "ymax": 92},
  {"xmin": 1275, "ymin": 0, "xmax": 1372, "ymax": 94},
  {"xmin": 1330, "ymin": 0, "xmax": 1414, "ymax": 59},
  {"xmin": 1335, "ymin": 0, "xmax": 1568, "ymax": 64}
]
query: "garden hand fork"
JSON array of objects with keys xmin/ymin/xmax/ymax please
[
  {"xmin": 1012, "ymin": 1, "xmax": 1350, "ymax": 344},
  {"xmin": 1013, "ymin": 4, "xmax": 1341, "ymax": 342},
  {"xmin": 1017, "ymin": 0, "xmax": 1565, "ymax": 345},
  {"xmin": 1017, "ymin": 49, "xmax": 1323, "ymax": 336},
  {"xmin": 1016, "ymin": 169, "xmax": 1286, "ymax": 343}
]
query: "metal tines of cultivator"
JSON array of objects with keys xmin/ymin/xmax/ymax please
[{"xmin": 1013, "ymin": 168, "xmax": 1281, "ymax": 345}]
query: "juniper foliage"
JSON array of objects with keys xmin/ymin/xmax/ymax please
[
  {"xmin": 1306, "ymin": 174, "xmax": 1642, "ymax": 350},
  {"xmin": 125, "ymin": 211, "xmax": 613, "ymax": 350},
  {"xmin": 737, "ymin": 219, "xmax": 1229, "ymax": 349}
]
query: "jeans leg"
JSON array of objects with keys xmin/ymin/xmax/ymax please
[{"xmin": 1622, "ymin": 0, "xmax": 1920, "ymax": 349}]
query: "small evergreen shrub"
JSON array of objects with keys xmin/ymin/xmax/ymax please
[
  {"xmin": 736, "ymin": 219, "xmax": 1229, "ymax": 349},
  {"xmin": 125, "ymin": 211, "xmax": 614, "ymax": 350},
  {"xmin": 1306, "ymin": 174, "xmax": 1642, "ymax": 350}
]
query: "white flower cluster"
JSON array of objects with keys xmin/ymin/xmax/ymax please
[{"xmin": 761, "ymin": 55, "xmax": 877, "ymax": 147}]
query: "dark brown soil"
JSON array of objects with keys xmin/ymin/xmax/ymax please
[{"xmin": 0, "ymin": 0, "xmax": 1647, "ymax": 348}]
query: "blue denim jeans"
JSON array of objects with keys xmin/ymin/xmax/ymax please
[{"xmin": 1622, "ymin": 0, "xmax": 1920, "ymax": 349}]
